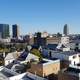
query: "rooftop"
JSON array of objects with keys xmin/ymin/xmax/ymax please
[
  {"xmin": 0, "ymin": 67, "xmax": 18, "ymax": 80},
  {"xmin": 0, "ymin": 69, "xmax": 14, "ymax": 77},
  {"xmin": 60, "ymin": 51, "xmax": 78, "ymax": 56},
  {"xmin": 5, "ymin": 52, "xmax": 18, "ymax": 60},
  {"xmin": 21, "ymin": 72, "xmax": 47, "ymax": 80},
  {"xmin": 18, "ymin": 51, "xmax": 28, "ymax": 61},
  {"xmin": 31, "ymin": 58, "xmax": 60, "ymax": 66}
]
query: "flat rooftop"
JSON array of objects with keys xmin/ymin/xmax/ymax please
[{"xmin": 31, "ymin": 58, "xmax": 60, "ymax": 66}]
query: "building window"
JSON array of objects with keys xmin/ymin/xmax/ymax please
[
  {"xmin": 79, "ymin": 55, "xmax": 80, "ymax": 57},
  {"xmin": 73, "ymin": 56, "xmax": 76, "ymax": 59},
  {"xmin": 8, "ymin": 61, "xmax": 10, "ymax": 64}
]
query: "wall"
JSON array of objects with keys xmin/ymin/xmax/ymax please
[
  {"xmin": 27, "ymin": 63, "xmax": 43, "ymax": 77},
  {"xmin": 28, "ymin": 61, "xmax": 60, "ymax": 77},
  {"xmin": 69, "ymin": 54, "xmax": 80, "ymax": 65},
  {"xmin": 46, "ymin": 37, "xmax": 61, "ymax": 44},
  {"xmin": 43, "ymin": 62, "xmax": 60, "ymax": 76}
]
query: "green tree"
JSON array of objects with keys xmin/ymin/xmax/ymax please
[
  {"xmin": 57, "ymin": 32, "xmax": 62, "ymax": 37},
  {"xmin": 31, "ymin": 49, "xmax": 43, "ymax": 61}
]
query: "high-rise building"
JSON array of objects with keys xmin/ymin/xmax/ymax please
[
  {"xmin": 12, "ymin": 24, "xmax": 19, "ymax": 38},
  {"xmin": 0, "ymin": 24, "xmax": 10, "ymax": 38},
  {"xmin": 63, "ymin": 24, "xmax": 69, "ymax": 36},
  {"xmin": 34, "ymin": 32, "xmax": 46, "ymax": 46}
]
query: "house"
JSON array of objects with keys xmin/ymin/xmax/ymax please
[
  {"xmin": 42, "ymin": 43, "xmax": 70, "ymax": 58},
  {"xmin": 27, "ymin": 58, "xmax": 60, "ymax": 80},
  {"xmin": 51, "ymin": 51, "xmax": 80, "ymax": 69},
  {"xmin": 4, "ymin": 51, "xmax": 21, "ymax": 66}
]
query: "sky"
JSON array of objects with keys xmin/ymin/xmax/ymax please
[{"xmin": 0, "ymin": 0, "xmax": 80, "ymax": 35}]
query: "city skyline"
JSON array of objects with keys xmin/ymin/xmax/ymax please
[{"xmin": 0, "ymin": 0, "xmax": 80, "ymax": 34}]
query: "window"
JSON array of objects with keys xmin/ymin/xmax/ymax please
[
  {"xmin": 8, "ymin": 61, "xmax": 10, "ymax": 64},
  {"xmin": 79, "ymin": 55, "xmax": 80, "ymax": 57},
  {"xmin": 73, "ymin": 56, "xmax": 76, "ymax": 59}
]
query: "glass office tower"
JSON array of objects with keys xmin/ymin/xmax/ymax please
[{"xmin": 0, "ymin": 24, "xmax": 10, "ymax": 38}]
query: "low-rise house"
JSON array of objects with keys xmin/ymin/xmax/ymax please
[
  {"xmin": 4, "ymin": 51, "xmax": 21, "ymax": 66},
  {"xmin": 5, "ymin": 52, "xmax": 39, "ymax": 72},
  {"xmin": 51, "ymin": 51, "xmax": 80, "ymax": 69},
  {"xmin": 28, "ymin": 58, "xmax": 60, "ymax": 80},
  {"xmin": 42, "ymin": 43, "xmax": 70, "ymax": 58}
]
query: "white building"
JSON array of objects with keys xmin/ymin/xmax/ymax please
[
  {"xmin": 4, "ymin": 51, "xmax": 22, "ymax": 66},
  {"xmin": 61, "ymin": 36, "xmax": 69, "ymax": 45}
]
